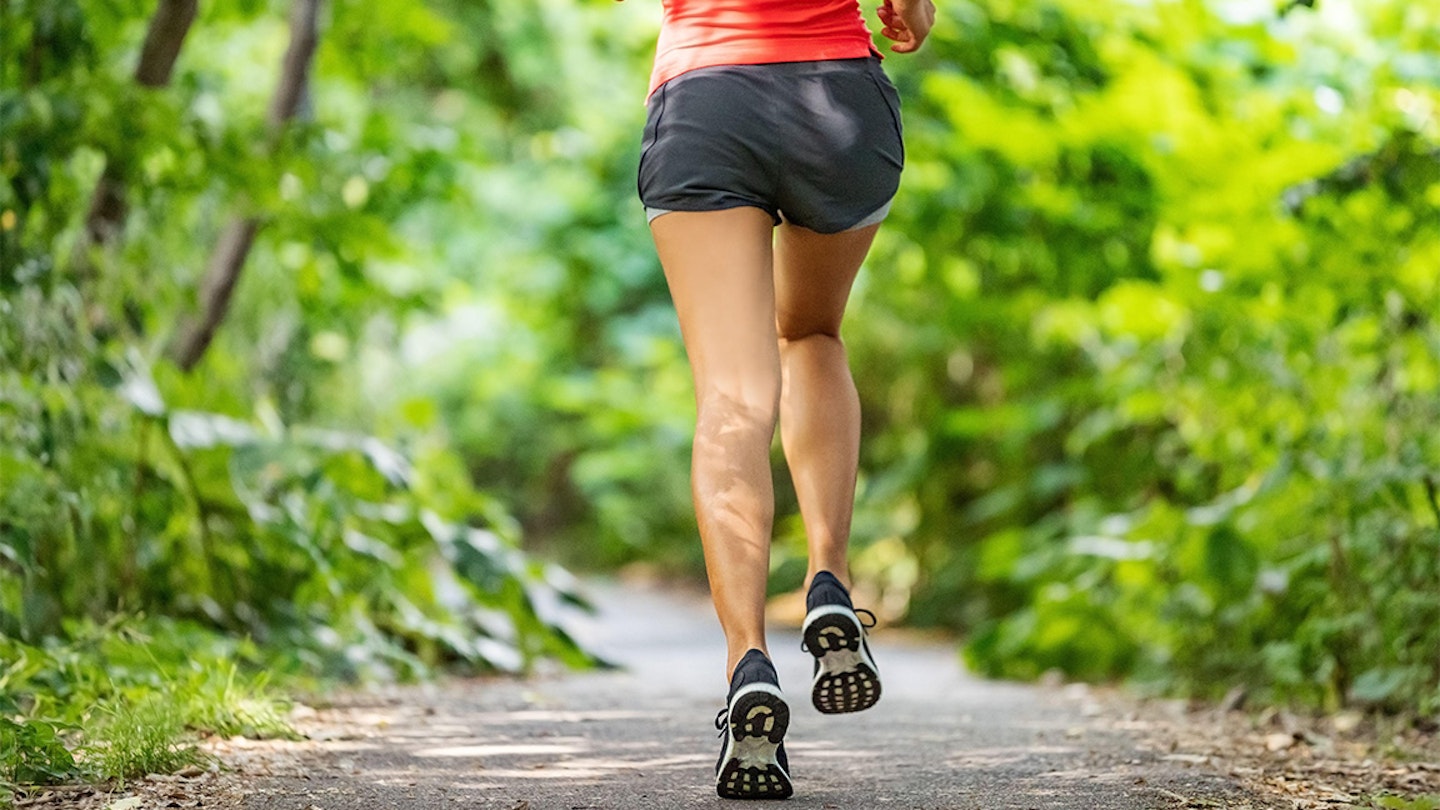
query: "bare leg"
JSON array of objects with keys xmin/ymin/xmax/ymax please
[
  {"xmin": 774, "ymin": 222, "xmax": 881, "ymax": 592},
  {"xmin": 651, "ymin": 208, "xmax": 781, "ymax": 679}
]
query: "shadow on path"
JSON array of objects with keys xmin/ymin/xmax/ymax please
[{"xmin": 233, "ymin": 579, "xmax": 1272, "ymax": 809}]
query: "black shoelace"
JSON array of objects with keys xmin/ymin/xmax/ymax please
[{"xmin": 856, "ymin": 607, "xmax": 878, "ymax": 629}]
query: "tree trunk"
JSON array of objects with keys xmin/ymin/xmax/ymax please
[
  {"xmin": 169, "ymin": 0, "xmax": 322, "ymax": 372},
  {"xmin": 265, "ymin": 0, "xmax": 321, "ymax": 133},
  {"xmin": 82, "ymin": 0, "xmax": 198, "ymax": 247},
  {"xmin": 134, "ymin": 0, "xmax": 200, "ymax": 89},
  {"xmin": 169, "ymin": 219, "xmax": 260, "ymax": 371}
]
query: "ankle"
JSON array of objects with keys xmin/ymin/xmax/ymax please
[
  {"xmin": 807, "ymin": 566, "xmax": 850, "ymax": 590},
  {"xmin": 726, "ymin": 643, "xmax": 770, "ymax": 680}
]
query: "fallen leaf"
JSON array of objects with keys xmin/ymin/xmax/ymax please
[
  {"xmin": 1331, "ymin": 711, "xmax": 1363, "ymax": 734},
  {"xmin": 1266, "ymin": 732, "xmax": 1297, "ymax": 751}
]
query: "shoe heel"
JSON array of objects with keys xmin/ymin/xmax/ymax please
[
  {"xmin": 804, "ymin": 608, "xmax": 881, "ymax": 714},
  {"xmin": 717, "ymin": 686, "xmax": 793, "ymax": 799},
  {"xmin": 729, "ymin": 686, "xmax": 789, "ymax": 745},
  {"xmin": 803, "ymin": 610, "xmax": 862, "ymax": 658}
]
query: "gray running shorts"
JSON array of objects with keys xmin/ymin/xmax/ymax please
[{"xmin": 637, "ymin": 57, "xmax": 904, "ymax": 234}]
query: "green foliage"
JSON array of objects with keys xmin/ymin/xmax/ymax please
[
  {"xmin": 418, "ymin": 0, "xmax": 1436, "ymax": 720},
  {"xmin": 5, "ymin": 0, "xmax": 1439, "ymax": 747},
  {"xmin": 847, "ymin": 0, "xmax": 1440, "ymax": 713},
  {"xmin": 1, "ymin": 346, "xmax": 591, "ymax": 676},
  {"xmin": 3, "ymin": 0, "xmax": 596, "ymax": 686},
  {"xmin": 3, "ymin": 1, "xmax": 603, "ymax": 790},
  {"xmin": 0, "ymin": 717, "xmax": 79, "ymax": 790}
]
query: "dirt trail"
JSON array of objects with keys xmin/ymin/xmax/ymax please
[{"xmin": 203, "ymin": 578, "xmax": 1274, "ymax": 810}]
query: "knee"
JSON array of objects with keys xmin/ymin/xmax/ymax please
[
  {"xmin": 776, "ymin": 310, "xmax": 844, "ymax": 346},
  {"xmin": 777, "ymin": 330, "xmax": 845, "ymax": 355},
  {"xmin": 695, "ymin": 383, "xmax": 780, "ymax": 438}
]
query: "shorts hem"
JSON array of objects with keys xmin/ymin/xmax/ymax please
[{"xmin": 646, "ymin": 203, "xmax": 781, "ymax": 226}]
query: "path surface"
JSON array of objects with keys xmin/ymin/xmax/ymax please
[{"xmin": 230, "ymin": 579, "xmax": 1271, "ymax": 809}]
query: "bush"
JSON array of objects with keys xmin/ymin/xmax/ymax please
[{"xmin": 846, "ymin": 0, "xmax": 1440, "ymax": 713}]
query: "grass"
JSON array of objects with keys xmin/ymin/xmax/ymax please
[
  {"xmin": 87, "ymin": 695, "xmax": 203, "ymax": 784},
  {"xmin": 179, "ymin": 662, "xmax": 298, "ymax": 741},
  {"xmin": 1372, "ymin": 796, "xmax": 1440, "ymax": 810},
  {"xmin": 0, "ymin": 617, "xmax": 300, "ymax": 799}
]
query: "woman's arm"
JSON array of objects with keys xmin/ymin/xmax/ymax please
[{"xmin": 878, "ymin": 0, "xmax": 936, "ymax": 53}]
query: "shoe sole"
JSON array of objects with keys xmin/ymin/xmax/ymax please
[
  {"xmin": 802, "ymin": 605, "xmax": 881, "ymax": 714},
  {"xmin": 716, "ymin": 683, "xmax": 793, "ymax": 800}
]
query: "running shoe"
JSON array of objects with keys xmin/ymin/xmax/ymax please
[
  {"xmin": 801, "ymin": 571, "xmax": 881, "ymax": 714},
  {"xmin": 714, "ymin": 648, "xmax": 792, "ymax": 800}
]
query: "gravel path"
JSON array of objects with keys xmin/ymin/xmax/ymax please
[{"xmin": 223, "ymin": 579, "xmax": 1273, "ymax": 809}]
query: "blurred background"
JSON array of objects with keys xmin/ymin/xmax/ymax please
[{"xmin": 2, "ymin": 0, "xmax": 1439, "ymax": 775}]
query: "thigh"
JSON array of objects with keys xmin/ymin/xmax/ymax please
[
  {"xmin": 651, "ymin": 208, "xmax": 781, "ymax": 406},
  {"xmin": 774, "ymin": 222, "xmax": 881, "ymax": 340}
]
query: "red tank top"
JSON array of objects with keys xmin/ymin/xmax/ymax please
[{"xmin": 649, "ymin": 0, "xmax": 879, "ymax": 97}]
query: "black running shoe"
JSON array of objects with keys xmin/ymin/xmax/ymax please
[
  {"xmin": 801, "ymin": 571, "xmax": 881, "ymax": 714},
  {"xmin": 714, "ymin": 649, "xmax": 792, "ymax": 800}
]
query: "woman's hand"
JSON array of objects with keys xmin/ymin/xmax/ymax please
[{"xmin": 878, "ymin": 0, "xmax": 936, "ymax": 53}]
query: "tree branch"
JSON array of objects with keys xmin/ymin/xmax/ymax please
[
  {"xmin": 134, "ymin": 0, "xmax": 199, "ymax": 88},
  {"xmin": 171, "ymin": 218, "xmax": 260, "ymax": 371},
  {"xmin": 1424, "ymin": 475, "xmax": 1440, "ymax": 531},
  {"xmin": 82, "ymin": 0, "xmax": 198, "ymax": 248},
  {"xmin": 169, "ymin": 0, "xmax": 323, "ymax": 372},
  {"xmin": 266, "ymin": 0, "xmax": 321, "ymax": 134}
]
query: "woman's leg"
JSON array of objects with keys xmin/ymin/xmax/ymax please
[
  {"xmin": 773, "ymin": 221, "xmax": 882, "ymax": 591},
  {"xmin": 651, "ymin": 207, "xmax": 782, "ymax": 679}
]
